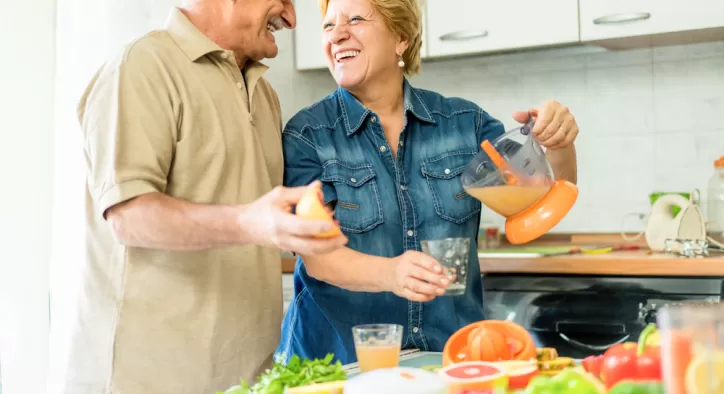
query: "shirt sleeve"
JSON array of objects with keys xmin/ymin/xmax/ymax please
[
  {"xmin": 475, "ymin": 107, "xmax": 506, "ymax": 148},
  {"xmin": 78, "ymin": 43, "xmax": 178, "ymax": 219},
  {"xmin": 282, "ymin": 126, "xmax": 337, "ymax": 206}
]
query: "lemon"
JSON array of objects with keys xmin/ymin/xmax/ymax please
[{"xmin": 685, "ymin": 350, "xmax": 724, "ymax": 394}]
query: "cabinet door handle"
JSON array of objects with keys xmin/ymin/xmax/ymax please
[
  {"xmin": 439, "ymin": 30, "xmax": 489, "ymax": 41},
  {"xmin": 593, "ymin": 12, "xmax": 651, "ymax": 25}
]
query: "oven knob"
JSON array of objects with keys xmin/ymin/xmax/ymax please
[{"xmin": 644, "ymin": 305, "xmax": 658, "ymax": 324}]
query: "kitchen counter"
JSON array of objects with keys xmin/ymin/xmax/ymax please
[
  {"xmin": 478, "ymin": 249, "xmax": 724, "ymax": 277},
  {"xmin": 281, "ymin": 234, "xmax": 724, "ymax": 277}
]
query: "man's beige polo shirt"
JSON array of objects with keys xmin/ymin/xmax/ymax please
[{"xmin": 65, "ymin": 8, "xmax": 283, "ymax": 394}]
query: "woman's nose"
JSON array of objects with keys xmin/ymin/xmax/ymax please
[{"xmin": 328, "ymin": 24, "xmax": 350, "ymax": 44}]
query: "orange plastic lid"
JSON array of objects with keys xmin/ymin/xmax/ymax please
[{"xmin": 715, "ymin": 157, "xmax": 724, "ymax": 168}]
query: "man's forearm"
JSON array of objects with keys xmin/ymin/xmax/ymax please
[
  {"xmin": 547, "ymin": 144, "xmax": 577, "ymax": 184},
  {"xmin": 107, "ymin": 192, "xmax": 250, "ymax": 250},
  {"xmin": 302, "ymin": 247, "xmax": 392, "ymax": 292}
]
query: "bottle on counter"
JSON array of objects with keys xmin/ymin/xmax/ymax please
[{"xmin": 707, "ymin": 156, "xmax": 724, "ymax": 245}]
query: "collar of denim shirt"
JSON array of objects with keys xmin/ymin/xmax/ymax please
[{"xmin": 337, "ymin": 78, "xmax": 436, "ymax": 136}]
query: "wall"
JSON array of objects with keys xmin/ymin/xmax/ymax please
[
  {"xmin": 0, "ymin": 0, "xmax": 56, "ymax": 393},
  {"xmin": 263, "ymin": 30, "xmax": 724, "ymax": 233}
]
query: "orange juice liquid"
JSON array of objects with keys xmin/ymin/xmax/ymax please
[
  {"xmin": 466, "ymin": 185, "xmax": 549, "ymax": 216},
  {"xmin": 355, "ymin": 344, "xmax": 401, "ymax": 372}
]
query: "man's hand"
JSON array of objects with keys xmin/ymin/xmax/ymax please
[{"xmin": 238, "ymin": 181, "xmax": 348, "ymax": 255}]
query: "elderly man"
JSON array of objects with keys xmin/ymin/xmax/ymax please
[{"xmin": 64, "ymin": 0, "xmax": 347, "ymax": 393}]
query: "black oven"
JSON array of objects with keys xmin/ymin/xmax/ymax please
[{"xmin": 482, "ymin": 275, "xmax": 723, "ymax": 359}]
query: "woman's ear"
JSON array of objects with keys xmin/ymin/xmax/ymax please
[{"xmin": 396, "ymin": 39, "xmax": 409, "ymax": 57}]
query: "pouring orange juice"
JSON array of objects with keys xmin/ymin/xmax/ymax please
[{"xmin": 460, "ymin": 116, "xmax": 577, "ymax": 244}]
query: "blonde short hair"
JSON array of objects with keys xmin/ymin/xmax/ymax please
[{"xmin": 318, "ymin": 0, "xmax": 423, "ymax": 75}]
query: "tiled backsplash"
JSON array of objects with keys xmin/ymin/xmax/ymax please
[{"xmin": 263, "ymin": 32, "xmax": 724, "ymax": 233}]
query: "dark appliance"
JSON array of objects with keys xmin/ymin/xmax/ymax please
[{"xmin": 483, "ymin": 275, "xmax": 723, "ymax": 359}]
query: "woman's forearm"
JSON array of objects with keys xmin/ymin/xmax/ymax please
[
  {"xmin": 301, "ymin": 247, "xmax": 393, "ymax": 292},
  {"xmin": 547, "ymin": 144, "xmax": 577, "ymax": 184}
]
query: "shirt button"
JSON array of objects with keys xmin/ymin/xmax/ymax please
[
  {"xmin": 444, "ymin": 168, "xmax": 451, "ymax": 175},
  {"xmin": 350, "ymin": 178, "xmax": 357, "ymax": 183},
  {"xmin": 399, "ymin": 141, "xmax": 404, "ymax": 146},
  {"xmin": 221, "ymin": 52, "xmax": 228, "ymax": 59},
  {"xmin": 412, "ymin": 327, "xmax": 419, "ymax": 333},
  {"xmin": 236, "ymin": 82, "xmax": 243, "ymax": 89},
  {"xmin": 380, "ymin": 146, "xmax": 387, "ymax": 152},
  {"xmin": 407, "ymin": 230, "xmax": 414, "ymax": 237},
  {"xmin": 370, "ymin": 117, "xmax": 377, "ymax": 123},
  {"xmin": 400, "ymin": 185, "xmax": 407, "ymax": 191}
]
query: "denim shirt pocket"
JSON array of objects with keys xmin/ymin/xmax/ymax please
[
  {"xmin": 321, "ymin": 160, "xmax": 384, "ymax": 233},
  {"xmin": 420, "ymin": 150, "xmax": 481, "ymax": 224}
]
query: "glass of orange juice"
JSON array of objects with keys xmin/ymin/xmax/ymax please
[
  {"xmin": 352, "ymin": 324, "xmax": 403, "ymax": 373},
  {"xmin": 658, "ymin": 302, "xmax": 724, "ymax": 394}
]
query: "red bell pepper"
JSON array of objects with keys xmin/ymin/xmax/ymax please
[
  {"xmin": 599, "ymin": 324, "xmax": 662, "ymax": 388},
  {"xmin": 581, "ymin": 354, "xmax": 604, "ymax": 379}
]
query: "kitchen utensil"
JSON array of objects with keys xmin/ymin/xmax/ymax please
[
  {"xmin": 582, "ymin": 244, "xmax": 641, "ymax": 254},
  {"xmin": 644, "ymin": 190, "xmax": 707, "ymax": 254},
  {"xmin": 421, "ymin": 237, "xmax": 470, "ymax": 296},
  {"xmin": 650, "ymin": 192, "xmax": 691, "ymax": 216},
  {"xmin": 352, "ymin": 324, "xmax": 403, "ymax": 373},
  {"xmin": 460, "ymin": 117, "xmax": 578, "ymax": 244},
  {"xmin": 478, "ymin": 245, "xmax": 587, "ymax": 258}
]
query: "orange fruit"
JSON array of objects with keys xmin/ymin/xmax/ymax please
[
  {"xmin": 439, "ymin": 361, "xmax": 509, "ymax": 394},
  {"xmin": 295, "ymin": 184, "xmax": 342, "ymax": 239},
  {"xmin": 493, "ymin": 361, "xmax": 538, "ymax": 390}
]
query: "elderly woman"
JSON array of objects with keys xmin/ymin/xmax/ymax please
[{"xmin": 277, "ymin": 0, "xmax": 579, "ymax": 364}]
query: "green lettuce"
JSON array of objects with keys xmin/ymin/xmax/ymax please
[{"xmin": 217, "ymin": 354, "xmax": 346, "ymax": 394}]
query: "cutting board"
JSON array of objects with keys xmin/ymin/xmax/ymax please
[
  {"xmin": 343, "ymin": 351, "xmax": 442, "ymax": 376},
  {"xmin": 478, "ymin": 246, "xmax": 592, "ymax": 258}
]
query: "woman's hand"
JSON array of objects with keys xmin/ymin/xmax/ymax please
[
  {"xmin": 513, "ymin": 100, "xmax": 579, "ymax": 150},
  {"xmin": 388, "ymin": 251, "xmax": 449, "ymax": 302}
]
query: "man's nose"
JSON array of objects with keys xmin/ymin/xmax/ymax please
[{"xmin": 283, "ymin": 3, "xmax": 297, "ymax": 29}]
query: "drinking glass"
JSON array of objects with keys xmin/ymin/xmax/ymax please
[
  {"xmin": 352, "ymin": 324, "xmax": 403, "ymax": 373},
  {"xmin": 657, "ymin": 301, "xmax": 724, "ymax": 394},
  {"xmin": 421, "ymin": 237, "xmax": 471, "ymax": 296}
]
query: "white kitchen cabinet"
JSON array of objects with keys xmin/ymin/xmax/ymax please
[
  {"xmin": 425, "ymin": 0, "xmax": 580, "ymax": 58},
  {"xmin": 294, "ymin": 1, "xmax": 429, "ymax": 71},
  {"xmin": 580, "ymin": 0, "xmax": 724, "ymax": 44}
]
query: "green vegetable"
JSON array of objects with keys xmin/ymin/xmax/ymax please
[
  {"xmin": 216, "ymin": 354, "xmax": 347, "ymax": 394},
  {"xmin": 420, "ymin": 365, "xmax": 442, "ymax": 372},
  {"xmin": 523, "ymin": 369, "xmax": 603, "ymax": 394},
  {"xmin": 607, "ymin": 381, "xmax": 664, "ymax": 394}
]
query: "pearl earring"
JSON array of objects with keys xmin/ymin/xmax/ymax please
[{"xmin": 397, "ymin": 55, "xmax": 405, "ymax": 68}]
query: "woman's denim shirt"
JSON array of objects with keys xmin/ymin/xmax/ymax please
[{"xmin": 276, "ymin": 79, "xmax": 505, "ymax": 365}]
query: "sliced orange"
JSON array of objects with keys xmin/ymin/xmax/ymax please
[
  {"xmin": 443, "ymin": 320, "xmax": 537, "ymax": 366},
  {"xmin": 439, "ymin": 361, "xmax": 509, "ymax": 394},
  {"xmin": 685, "ymin": 349, "xmax": 724, "ymax": 394},
  {"xmin": 295, "ymin": 184, "xmax": 342, "ymax": 238},
  {"xmin": 493, "ymin": 361, "xmax": 538, "ymax": 390}
]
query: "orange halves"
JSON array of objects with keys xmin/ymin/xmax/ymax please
[
  {"xmin": 295, "ymin": 183, "xmax": 343, "ymax": 239},
  {"xmin": 442, "ymin": 320, "xmax": 537, "ymax": 367}
]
